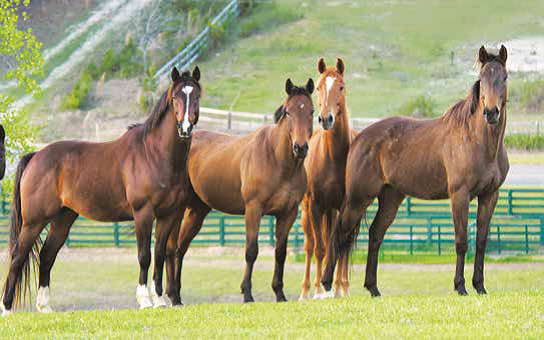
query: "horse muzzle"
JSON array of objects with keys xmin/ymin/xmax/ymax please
[
  {"xmin": 293, "ymin": 142, "xmax": 309, "ymax": 159},
  {"xmin": 318, "ymin": 113, "xmax": 335, "ymax": 130},
  {"xmin": 484, "ymin": 107, "xmax": 500, "ymax": 125},
  {"xmin": 177, "ymin": 122, "xmax": 193, "ymax": 139}
]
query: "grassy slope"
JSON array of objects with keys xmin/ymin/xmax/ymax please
[{"xmin": 199, "ymin": 0, "xmax": 544, "ymax": 119}]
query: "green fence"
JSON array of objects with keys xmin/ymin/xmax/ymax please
[{"xmin": 1, "ymin": 188, "xmax": 543, "ymax": 256}]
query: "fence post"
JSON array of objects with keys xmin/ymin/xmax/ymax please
[
  {"xmin": 269, "ymin": 216, "xmax": 275, "ymax": 246},
  {"xmin": 406, "ymin": 196, "xmax": 412, "ymax": 216},
  {"xmin": 426, "ymin": 217, "xmax": 432, "ymax": 244},
  {"xmin": 540, "ymin": 218, "xmax": 544, "ymax": 246},
  {"xmin": 66, "ymin": 233, "xmax": 71, "ymax": 248},
  {"xmin": 409, "ymin": 225, "xmax": 413, "ymax": 255},
  {"xmin": 508, "ymin": 189, "xmax": 513, "ymax": 215},
  {"xmin": 525, "ymin": 224, "xmax": 529, "ymax": 254},
  {"xmin": 497, "ymin": 225, "xmax": 501, "ymax": 255},
  {"xmin": 294, "ymin": 223, "xmax": 300, "ymax": 254},
  {"xmin": 227, "ymin": 111, "xmax": 232, "ymax": 130},
  {"xmin": 220, "ymin": 216, "xmax": 225, "ymax": 246},
  {"xmin": 438, "ymin": 224, "xmax": 441, "ymax": 256},
  {"xmin": 114, "ymin": 223, "xmax": 120, "ymax": 247}
]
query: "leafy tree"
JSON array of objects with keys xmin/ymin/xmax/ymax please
[{"xmin": 0, "ymin": 0, "xmax": 44, "ymax": 197}]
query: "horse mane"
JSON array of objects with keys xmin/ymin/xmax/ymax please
[
  {"xmin": 441, "ymin": 80, "xmax": 480, "ymax": 126},
  {"xmin": 127, "ymin": 71, "xmax": 200, "ymax": 135}
]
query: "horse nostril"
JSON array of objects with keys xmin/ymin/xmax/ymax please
[
  {"xmin": 328, "ymin": 114, "xmax": 333, "ymax": 123},
  {"xmin": 318, "ymin": 116, "xmax": 323, "ymax": 123},
  {"xmin": 301, "ymin": 142, "xmax": 308, "ymax": 153}
]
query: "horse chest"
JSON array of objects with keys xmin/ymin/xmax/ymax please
[{"xmin": 265, "ymin": 175, "xmax": 306, "ymax": 214}]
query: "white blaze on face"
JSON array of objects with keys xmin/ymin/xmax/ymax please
[
  {"xmin": 181, "ymin": 86, "xmax": 194, "ymax": 133},
  {"xmin": 325, "ymin": 76, "xmax": 336, "ymax": 106}
]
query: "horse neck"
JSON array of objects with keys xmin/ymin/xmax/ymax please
[
  {"xmin": 322, "ymin": 103, "xmax": 351, "ymax": 160},
  {"xmin": 271, "ymin": 120, "xmax": 302, "ymax": 174},
  {"xmin": 471, "ymin": 106, "xmax": 507, "ymax": 161},
  {"xmin": 145, "ymin": 109, "xmax": 190, "ymax": 173}
]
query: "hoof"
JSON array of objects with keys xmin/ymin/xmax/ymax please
[
  {"xmin": 243, "ymin": 295, "xmax": 255, "ymax": 303},
  {"xmin": 312, "ymin": 293, "xmax": 322, "ymax": 300},
  {"xmin": 136, "ymin": 285, "xmax": 153, "ymax": 309},
  {"xmin": 298, "ymin": 292, "xmax": 309, "ymax": 301},
  {"xmin": 456, "ymin": 287, "xmax": 468, "ymax": 296},
  {"xmin": 36, "ymin": 304, "xmax": 53, "ymax": 313},
  {"xmin": 365, "ymin": 285, "xmax": 381, "ymax": 297},
  {"xmin": 276, "ymin": 294, "xmax": 288, "ymax": 303},
  {"xmin": 476, "ymin": 287, "xmax": 487, "ymax": 295},
  {"xmin": 320, "ymin": 290, "xmax": 335, "ymax": 299},
  {"xmin": 152, "ymin": 295, "xmax": 168, "ymax": 309}
]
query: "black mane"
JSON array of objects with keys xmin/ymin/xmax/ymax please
[{"xmin": 441, "ymin": 80, "xmax": 480, "ymax": 126}]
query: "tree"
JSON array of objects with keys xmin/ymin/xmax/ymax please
[{"xmin": 0, "ymin": 0, "xmax": 44, "ymax": 195}]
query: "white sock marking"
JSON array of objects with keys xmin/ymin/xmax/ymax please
[
  {"xmin": 36, "ymin": 286, "xmax": 53, "ymax": 313},
  {"xmin": 136, "ymin": 284, "xmax": 153, "ymax": 309}
]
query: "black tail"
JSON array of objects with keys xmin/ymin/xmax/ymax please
[{"xmin": 3, "ymin": 152, "xmax": 40, "ymax": 308}]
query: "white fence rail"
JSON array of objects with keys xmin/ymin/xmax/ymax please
[{"xmin": 153, "ymin": 0, "xmax": 239, "ymax": 81}]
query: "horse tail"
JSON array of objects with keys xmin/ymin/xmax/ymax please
[{"xmin": 4, "ymin": 152, "xmax": 40, "ymax": 308}]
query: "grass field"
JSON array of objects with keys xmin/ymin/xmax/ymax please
[
  {"xmin": 0, "ymin": 248, "xmax": 542, "ymax": 338},
  {"xmin": 199, "ymin": 0, "xmax": 544, "ymax": 121}
]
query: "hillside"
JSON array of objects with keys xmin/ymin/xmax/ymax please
[{"xmin": 5, "ymin": 0, "xmax": 544, "ymax": 143}]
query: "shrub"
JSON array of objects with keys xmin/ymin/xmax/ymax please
[
  {"xmin": 397, "ymin": 95, "xmax": 437, "ymax": 118},
  {"xmin": 61, "ymin": 69, "xmax": 93, "ymax": 110},
  {"xmin": 504, "ymin": 133, "xmax": 544, "ymax": 151},
  {"xmin": 513, "ymin": 79, "xmax": 544, "ymax": 113}
]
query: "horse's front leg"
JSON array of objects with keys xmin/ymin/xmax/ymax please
[
  {"xmin": 473, "ymin": 190, "xmax": 499, "ymax": 294},
  {"xmin": 450, "ymin": 189, "xmax": 470, "ymax": 296},
  {"xmin": 151, "ymin": 212, "xmax": 183, "ymax": 308},
  {"xmin": 133, "ymin": 206, "xmax": 155, "ymax": 309},
  {"xmin": 241, "ymin": 201, "xmax": 263, "ymax": 303},
  {"xmin": 272, "ymin": 207, "xmax": 298, "ymax": 302}
]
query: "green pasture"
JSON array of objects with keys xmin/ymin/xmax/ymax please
[
  {"xmin": 200, "ymin": 0, "xmax": 544, "ymax": 121},
  {"xmin": 0, "ymin": 249, "xmax": 542, "ymax": 338}
]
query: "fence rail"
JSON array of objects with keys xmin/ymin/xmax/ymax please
[
  {"xmin": 1, "ymin": 188, "xmax": 543, "ymax": 256},
  {"xmin": 153, "ymin": 0, "xmax": 239, "ymax": 81}
]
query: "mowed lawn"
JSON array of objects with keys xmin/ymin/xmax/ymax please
[{"xmin": 0, "ymin": 248, "xmax": 543, "ymax": 338}]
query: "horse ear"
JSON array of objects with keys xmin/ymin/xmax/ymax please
[
  {"xmin": 499, "ymin": 45, "xmax": 507, "ymax": 65},
  {"xmin": 478, "ymin": 46, "xmax": 489, "ymax": 65},
  {"xmin": 336, "ymin": 58, "xmax": 345, "ymax": 75},
  {"xmin": 0, "ymin": 125, "xmax": 4, "ymax": 141},
  {"xmin": 171, "ymin": 67, "xmax": 181, "ymax": 82},
  {"xmin": 192, "ymin": 66, "xmax": 201, "ymax": 82},
  {"xmin": 274, "ymin": 105, "xmax": 285, "ymax": 123},
  {"xmin": 306, "ymin": 78, "xmax": 314, "ymax": 95},
  {"xmin": 285, "ymin": 78, "xmax": 294, "ymax": 95},
  {"xmin": 318, "ymin": 58, "xmax": 326, "ymax": 74}
]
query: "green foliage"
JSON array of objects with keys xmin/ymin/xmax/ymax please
[
  {"xmin": 397, "ymin": 95, "xmax": 437, "ymax": 118},
  {"xmin": 511, "ymin": 79, "xmax": 544, "ymax": 113},
  {"xmin": 95, "ymin": 38, "xmax": 142, "ymax": 80},
  {"xmin": 504, "ymin": 133, "xmax": 544, "ymax": 151},
  {"xmin": 0, "ymin": 0, "xmax": 44, "ymax": 94},
  {"xmin": 61, "ymin": 69, "xmax": 93, "ymax": 110}
]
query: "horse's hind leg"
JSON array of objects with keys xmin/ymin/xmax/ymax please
[
  {"xmin": 133, "ymin": 206, "xmax": 155, "ymax": 309},
  {"xmin": 472, "ymin": 190, "xmax": 498, "ymax": 295},
  {"xmin": 2, "ymin": 222, "xmax": 46, "ymax": 315},
  {"xmin": 364, "ymin": 186, "xmax": 405, "ymax": 297},
  {"xmin": 150, "ymin": 212, "xmax": 183, "ymax": 308},
  {"xmin": 36, "ymin": 209, "xmax": 78, "ymax": 313},
  {"xmin": 299, "ymin": 203, "xmax": 314, "ymax": 301},
  {"xmin": 272, "ymin": 207, "xmax": 298, "ymax": 302}
]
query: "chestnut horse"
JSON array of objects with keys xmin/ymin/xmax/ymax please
[
  {"xmin": 165, "ymin": 78, "xmax": 314, "ymax": 304},
  {"xmin": 0, "ymin": 124, "xmax": 5, "ymax": 180},
  {"xmin": 299, "ymin": 58, "xmax": 357, "ymax": 300},
  {"xmin": 322, "ymin": 46, "xmax": 509, "ymax": 297},
  {"xmin": 1, "ymin": 67, "xmax": 201, "ymax": 316}
]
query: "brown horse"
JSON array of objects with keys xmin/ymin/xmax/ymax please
[
  {"xmin": 299, "ymin": 58, "xmax": 357, "ymax": 300},
  {"xmin": 164, "ymin": 78, "xmax": 315, "ymax": 304},
  {"xmin": 1, "ymin": 67, "xmax": 201, "ymax": 316},
  {"xmin": 322, "ymin": 46, "xmax": 509, "ymax": 297}
]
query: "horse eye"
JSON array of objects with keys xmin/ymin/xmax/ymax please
[
  {"xmin": 340, "ymin": 86, "xmax": 344, "ymax": 91},
  {"xmin": 310, "ymin": 109, "xmax": 315, "ymax": 116},
  {"xmin": 504, "ymin": 75, "xmax": 508, "ymax": 81}
]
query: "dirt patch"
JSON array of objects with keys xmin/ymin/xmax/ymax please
[{"xmin": 503, "ymin": 37, "xmax": 544, "ymax": 73}]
